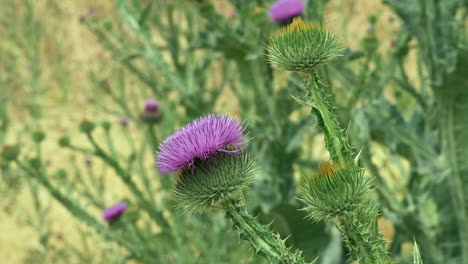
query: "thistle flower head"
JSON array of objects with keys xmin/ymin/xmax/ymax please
[
  {"xmin": 175, "ymin": 151, "xmax": 257, "ymax": 214},
  {"xmin": 102, "ymin": 202, "xmax": 127, "ymax": 222},
  {"xmin": 156, "ymin": 114, "xmax": 246, "ymax": 175},
  {"xmin": 269, "ymin": 0, "xmax": 305, "ymax": 25},
  {"xmin": 144, "ymin": 99, "xmax": 159, "ymax": 114},
  {"xmin": 267, "ymin": 17, "xmax": 342, "ymax": 72},
  {"xmin": 299, "ymin": 162, "xmax": 373, "ymax": 221}
]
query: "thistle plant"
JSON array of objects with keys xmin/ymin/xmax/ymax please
[
  {"xmin": 156, "ymin": 114, "xmax": 309, "ymax": 264},
  {"xmin": 267, "ymin": 17, "xmax": 394, "ymax": 263}
]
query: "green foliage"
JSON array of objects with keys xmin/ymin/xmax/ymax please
[{"xmin": 175, "ymin": 152, "xmax": 257, "ymax": 214}]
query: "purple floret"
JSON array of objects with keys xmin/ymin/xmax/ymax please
[
  {"xmin": 102, "ymin": 202, "xmax": 127, "ymax": 221},
  {"xmin": 144, "ymin": 99, "xmax": 159, "ymax": 114},
  {"xmin": 119, "ymin": 117, "xmax": 129, "ymax": 126},
  {"xmin": 156, "ymin": 114, "xmax": 246, "ymax": 175},
  {"xmin": 269, "ymin": 0, "xmax": 305, "ymax": 23}
]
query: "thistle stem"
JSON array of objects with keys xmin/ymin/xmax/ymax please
[
  {"xmin": 337, "ymin": 213, "xmax": 393, "ymax": 264},
  {"xmin": 224, "ymin": 198, "xmax": 308, "ymax": 264},
  {"xmin": 305, "ymin": 72, "xmax": 352, "ymax": 164}
]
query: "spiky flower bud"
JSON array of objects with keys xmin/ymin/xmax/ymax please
[
  {"xmin": 156, "ymin": 114, "xmax": 254, "ymax": 213},
  {"xmin": 32, "ymin": 130, "xmax": 46, "ymax": 143},
  {"xmin": 58, "ymin": 136, "xmax": 70, "ymax": 147},
  {"xmin": 2, "ymin": 144, "xmax": 20, "ymax": 162},
  {"xmin": 267, "ymin": 17, "xmax": 342, "ymax": 72},
  {"xmin": 79, "ymin": 120, "xmax": 95, "ymax": 134},
  {"xmin": 300, "ymin": 162, "xmax": 373, "ymax": 221},
  {"xmin": 102, "ymin": 121, "xmax": 111, "ymax": 131}
]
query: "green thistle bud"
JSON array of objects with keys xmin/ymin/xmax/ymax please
[
  {"xmin": 32, "ymin": 130, "xmax": 46, "ymax": 143},
  {"xmin": 101, "ymin": 121, "xmax": 111, "ymax": 131},
  {"xmin": 2, "ymin": 144, "xmax": 20, "ymax": 162},
  {"xmin": 174, "ymin": 152, "xmax": 257, "ymax": 214},
  {"xmin": 361, "ymin": 34, "xmax": 379, "ymax": 53},
  {"xmin": 267, "ymin": 17, "xmax": 342, "ymax": 72},
  {"xmin": 58, "ymin": 136, "xmax": 70, "ymax": 147},
  {"xmin": 299, "ymin": 162, "xmax": 373, "ymax": 221},
  {"xmin": 79, "ymin": 120, "xmax": 95, "ymax": 134}
]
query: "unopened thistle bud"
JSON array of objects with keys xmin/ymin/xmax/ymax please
[
  {"xmin": 58, "ymin": 136, "xmax": 70, "ymax": 147},
  {"xmin": 32, "ymin": 130, "xmax": 46, "ymax": 143},
  {"xmin": 267, "ymin": 17, "xmax": 342, "ymax": 72},
  {"xmin": 300, "ymin": 162, "xmax": 373, "ymax": 221},
  {"xmin": 79, "ymin": 120, "xmax": 95, "ymax": 134},
  {"xmin": 156, "ymin": 114, "xmax": 255, "ymax": 213},
  {"xmin": 2, "ymin": 144, "xmax": 20, "ymax": 162},
  {"xmin": 102, "ymin": 121, "xmax": 111, "ymax": 131}
]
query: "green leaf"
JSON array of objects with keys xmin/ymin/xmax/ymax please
[{"xmin": 413, "ymin": 241, "xmax": 423, "ymax": 264}]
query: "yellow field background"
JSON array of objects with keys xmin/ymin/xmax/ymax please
[{"xmin": 1, "ymin": 0, "xmax": 401, "ymax": 262}]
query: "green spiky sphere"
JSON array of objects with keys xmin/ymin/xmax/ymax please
[
  {"xmin": 300, "ymin": 163, "xmax": 373, "ymax": 221},
  {"xmin": 267, "ymin": 17, "xmax": 342, "ymax": 72},
  {"xmin": 175, "ymin": 151, "xmax": 257, "ymax": 214}
]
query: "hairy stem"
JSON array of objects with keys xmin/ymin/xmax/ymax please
[
  {"xmin": 224, "ymin": 198, "xmax": 308, "ymax": 264},
  {"xmin": 305, "ymin": 72, "xmax": 352, "ymax": 164}
]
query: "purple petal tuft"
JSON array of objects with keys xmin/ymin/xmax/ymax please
[
  {"xmin": 156, "ymin": 114, "xmax": 245, "ymax": 175},
  {"xmin": 269, "ymin": 0, "xmax": 305, "ymax": 23},
  {"xmin": 102, "ymin": 202, "xmax": 127, "ymax": 221}
]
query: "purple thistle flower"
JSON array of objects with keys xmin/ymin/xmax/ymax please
[
  {"xmin": 144, "ymin": 99, "xmax": 159, "ymax": 114},
  {"xmin": 119, "ymin": 117, "xmax": 129, "ymax": 126},
  {"xmin": 156, "ymin": 114, "xmax": 246, "ymax": 175},
  {"xmin": 269, "ymin": 0, "xmax": 306, "ymax": 24},
  {"xmin": 102, "ymin": 202, "xmax": 127, "ymax": 222}
]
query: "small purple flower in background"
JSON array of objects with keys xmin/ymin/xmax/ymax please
[
  {"xmin": 144, "ymin": 99, "xmax": 159, "ymax": 114},
  {"xmin": 102, "ymin": 202, "xmax": 127, "ymax": 222},
  {"xmin": 119, "ymin": 117, "xmax": 129, "ymax": 127},
  {"xmin": 388, "ymin": 15, "xmax": 395, "ymax": 23},
  {"xmin": 366, "ymin": 27, "xmax": 374, "ymax": 34},
  {"xmin": 156, "ymin": 114, "xmax": 246, "ymax": 175},
  {"xmin": 88, "ymin": 7, "xmax": 96, "ymax": 15},
  {"xmin": 85, "ymin": 155, "xmax": 92, "ymax": 166},
  {"xmin": 78, "ymin": 14, "xmax": 86, "ymax": 23},
  {"xmin": 269, "ymin": 0, "xmax": 305, "ymax": 25}
]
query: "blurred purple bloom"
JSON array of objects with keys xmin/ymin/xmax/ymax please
[
  {"xmin": 78, "ymin": 14, "xmax": 86, "ymax": 23},
  {"xmin": 269, "ymin": 0, "xmax": 305, "ymax": 24},
  {"xmin": 119, "ymin": 117, "xmax": 129, "ymax": 126},
  {"xmin": 88, "ymin": 7, "xmax": 96, "ymax": 15},
  {"xmin": 388, "ymin": 15, "xmax": 395, "ymax": 23},
  {"xmin": 366, "ymin": 27, "xmax": 374, "ymax": 34},
  {"xmin": 102, "ymin": 202, "xmax": 127, "ymax": 221},
  {"xmin": 85, "ymin": 155, "xmax": 92, "ymax": 166},
  {"xmin": 156, "ymin": 114, "xmax": 246, "ymax": 175},
  {"xmin": 144, "ymin": 99, "xmax": 159, "ymax": 114}
]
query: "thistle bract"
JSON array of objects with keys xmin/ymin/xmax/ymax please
[
  {"xmin": 175, "ymin": 151, "xmax": 257, "ymax": 214},
  {"xmin": 300, "ymin": 162, "xmax": 372, "ymax": 221},
  {"xmin": 269, "ymin": 0, "xmax": 305, "ymax": 25},
  {"xmin": 267, "ymin": 17, "xmax": 342, "ymax": 72},
  {"xmin": 102, "ymin": 202, "xmax": 127, "ymax": 222},
  {"xmin": 156, "ymin": 114, "xmax": 245, "ymax": 175}
]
